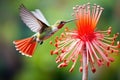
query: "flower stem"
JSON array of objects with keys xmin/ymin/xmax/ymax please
[{"xmin": 82, "ymin": 44, "xmax": 88, "ymax": 80}]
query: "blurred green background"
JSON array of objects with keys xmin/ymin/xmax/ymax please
[{"xmin": 0, "ymin": 0, "xmax": 120, "ymax": 80}]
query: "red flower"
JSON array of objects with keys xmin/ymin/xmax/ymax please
[{"xmin": 50, "ymin": 3, "xmax": 120, "ymax": 80}]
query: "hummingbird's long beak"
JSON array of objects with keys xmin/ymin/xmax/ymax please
[{"xmin": 65, "ymin": 18, "xmax": 78, "ymax": 23}]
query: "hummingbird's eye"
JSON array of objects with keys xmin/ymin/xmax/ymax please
[{"xmin": 60, "ymin": 21, "xmax": 65, "ymax": 24}]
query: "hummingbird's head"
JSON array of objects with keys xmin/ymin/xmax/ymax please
[
  {"xmin": 56, "ymin": 20, "xmax": 66, "ymax": 29},
  {"xmin": 55, "ymin": 19, "xmax": 77, "ymax": 29}
]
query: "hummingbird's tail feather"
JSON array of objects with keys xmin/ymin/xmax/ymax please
[{"xmin": 13, "ymin": 37, "xmax": 37, "ymax": 57}]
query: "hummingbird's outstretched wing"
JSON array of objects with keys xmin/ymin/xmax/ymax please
[
  {"xmin": 31, "ymin": 9, "xmax": 50, "ymax": 26},
  {"xmin": 19, "ymin": 4, "xmax": 49, "ymax": 33}
]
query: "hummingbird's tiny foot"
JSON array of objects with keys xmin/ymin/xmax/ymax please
[
  {"xmin": 38, "ymin": 41, "xmax": 43, "ymax": 45},
  {"xmin": 40, "ymin": 41, "xmax": 43, "ymax": 45}
]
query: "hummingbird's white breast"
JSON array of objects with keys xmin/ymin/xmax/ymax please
[{"xmin": 52, "ymin": 26, "xmax": 58, "ymax": 33}]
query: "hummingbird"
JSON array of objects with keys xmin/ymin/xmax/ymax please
[{"xmin": 13, "ymin": 4, "xmax": 75, "ymax": 57}]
